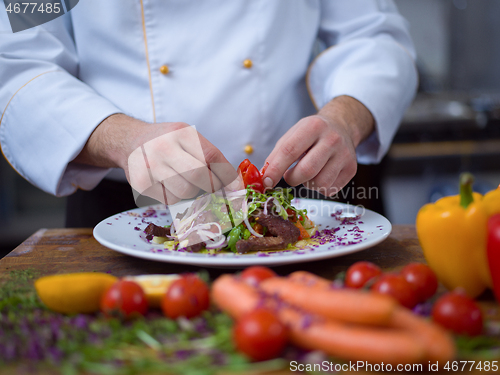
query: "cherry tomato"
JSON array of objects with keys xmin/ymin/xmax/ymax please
[
  {"xmin": 100, "ymin": 280, "xmax": 148, "ymax": 318},
  {"xmin": 371, "ymin": 273, "xmax": 418, "ymax": 309},
  {"xmin": 432, "ymin": 291, "xmax": 483, "ymax": 336},
  {"xmin": 237, "ymin": 159, "xmax": 252, "ymax": 175},
  {"xmin": 401, "ymin": 263, "xmax": 438, "ymax": 303},
  {"xmin": 240, "ymin": 266, "xmax": 277, "ymax": 287},
  {"xmin": 233, "ymin": 308, "xmax": 288, "ymax": 361},
  {"xmin": 286, "ymin": 208, "xmax": 297, "ymax": 222},
  {"xmin": 253, "ymin": 223, "xmax": 264, "ymax": 235},
  {"xmin": 161, "ymin": 274, "xmax": 210, "ymax": 319},
  {"xmin": 345, "ymin": 261, "xmax": 382, "ymax": 289},
  {"xmin": 238, "ymin": 159, "xmax": 264, "ymax": 193}
]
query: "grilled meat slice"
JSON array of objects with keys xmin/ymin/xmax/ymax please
[
  {"xmin": 235, "ymin": 236, "xmax": 286, "ymax": 253},
  {"xmin": 235, "ymin": 213, "xmax": 300, "ymax": 253},
  {"xmin": 185, "ymin": 242, "xmax": 204, "ymax": 252},
  {"xmin": 256, "ymin": 213, "xmax": 300, "ymax": 244},
  {"xmin": 144, "ymin": 223, "xmax": 171, "ymax": 240}
]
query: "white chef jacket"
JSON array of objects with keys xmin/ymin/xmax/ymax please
[{"xmin": 0, "ymin": 0, "xmax": 417, "ymax": 197}]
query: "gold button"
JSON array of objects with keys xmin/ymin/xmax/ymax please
[
  {"xmin": 243, "ymin": 59, "xmax": 253, "ymax": 69},
  {"xmin": 244, "ymin": 144, "xmax": 254, "ymax": 155},
  {"xmin": 159, "ymin": 65, "xmax": 169, "ymax": 74}
]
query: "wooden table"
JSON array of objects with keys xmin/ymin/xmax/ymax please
[
  {"xmin": 0, "ymin": 226, "xmax": 424, "ymax": 279},
  {"xmin": 1, "ymin": 226, "xmax": 499, "ymax": 374}
]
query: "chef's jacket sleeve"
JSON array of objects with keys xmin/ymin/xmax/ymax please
[
  {"xmin": 0, "ymin": 13, "xmax": 121, "ymax": 196},
  {"xmin": 308, "ymin": 0, "xmax": 418, "ymax": 164}
]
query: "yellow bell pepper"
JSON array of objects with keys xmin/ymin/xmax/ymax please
[{"xmin": 416, "ymin": 173, "xmax": 500, "ymax": 298}]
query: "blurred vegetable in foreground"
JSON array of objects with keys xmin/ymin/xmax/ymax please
[{"xmin": 417, "ymin": 173, "xmax": 500, "ymax": 297}]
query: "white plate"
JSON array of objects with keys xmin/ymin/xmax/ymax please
[{"xmin": 93, "ymin": 199, "xmax": 391, "ymax": 268}]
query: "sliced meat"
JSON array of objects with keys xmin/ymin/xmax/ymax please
[
  {"xmin": 144, "ymin": 223, "xmax": 171, "ymax": 240},
  {"xmin": 235, "ymin": 213, "xmax": 300, "ymax": 253},
  {"xmin": 236, "ymin": 236, "xmax": 287, "ymax": 253},
  {"xmin": 185, "ymin": 242, "xmax": 204, "ymax": 252},
  {"xmin": 256, "ymin": 213, "xmax": 300, "ymax": 244}
]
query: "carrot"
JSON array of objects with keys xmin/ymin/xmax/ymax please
[
  {"xmin": 289, "ymin": 270, "xmax": 332, "ymax": 288},
  {"xmin": 289, "ymin": 271, "xmax": 456, "ymax": 361},
  {"xmin": 261, "ymin": 276, "xmax": 397, "ymax": 326},
  {"xmin": 389, "ymin": 308, "xmax": 456, "ymax": 362},
  {"xmin": 211, "ymin": 274, "xmax": 426, "ymax": 364},
  {"xmin": 279, "ymin": 306, "xmax": 425, "ymax": 364},
  {"xmin": 211, "ymin": 274, "xmax": 260, "ymax": 319}
]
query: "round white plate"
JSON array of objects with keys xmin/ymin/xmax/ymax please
[{"xmin": 93, "ymin": 199, "xmax": 391, "ymax": 268}]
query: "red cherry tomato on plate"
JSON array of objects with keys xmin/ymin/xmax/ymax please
[
  {"xmin": 345, "ymin": 261, "xmax": 382, "ymax": 289},
  {"xmin": 100, "ymin": 280, "xmax": 148, "ymax": 318},
  {"xmin": 161, "ymin": 274, "xmax": 210, "ymax": 319},
  {"xmin": 432, "ymin": 291, "xmax": 483, "ymax": 336},
  {"xmin": 238, "ymin": 159, "xmax": 264, "ymax": 193},
  {"xmin": 240, "ymin": 266, "xmax": 277, "ymax": 286},
  {"xmin": 233, "ymin": 308, "xmax": 288, "ymax": 361},
  {"xmin": 371, "ymin": 273, "xmax": 418, "ymax": 309},
  {"xmin": 401, "ymin": 263, "xmax": 438, "ymax": 303},
  {"xmin": 237, "ymin": 159, "xmax": 252, "ymax": 175}
]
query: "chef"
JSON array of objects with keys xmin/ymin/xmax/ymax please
[{"xmin": 0, "ymin": 0, "xmax": 417, "ymax": 226}]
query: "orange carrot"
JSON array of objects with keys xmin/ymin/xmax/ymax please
[
  {"xmin": 211, "ymin": 274, "xmax": 260, "ymax": 319},
  {"xmin": 288, "ymin": 270, "xmax": 456, "ymax": 361},
  {"xmin": 389, "ymin": 308, "xmax": 456, "ymax": 362},
  {"xmin": 279, "ymin": 305, "xmax": 425, "ymax": 364},
  {"xmin": 211, "ymin": 274, "xmax": 426, "ymax": 364},
  {"xmin": 289, "ymin": 270, "xmax": 332, "ymax": 288},
  {"xmin": 261, "ymin": 276, "xmax": 397, "ymax": 326}
]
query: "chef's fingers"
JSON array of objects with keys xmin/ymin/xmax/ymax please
[
  {"xmin": 160, "ymin": 170, "xmax": 201, "ymax": 200},
  {"xmin": 282, "ymin": 139, "xmax": 332, "ymax": 187},
  {"xmin": 262, "ymin": 119, "xmax": 317, "ymax": 188},
  {"xmin": 303, "ymin": 155, "xmax": 357, "ymax": 197},
  {"xmin": 140, "ymin": 132, "xmax": 219, "ymax": 193},
  {"xmin": 167, "ymin": 150, "xmax": 221, "ymax": 193},
  {"xmin": 196, "ymin": 135, "xmax": 238, "ymax": 189},
  {"xmin": 209, "ymin": 162, "xmax": 240, "ymax": 191},
  {"xmin": 135, "ymin": 180, "xmax": 182, "ymax": 206},
  {"xmin": 177, "ymin": 127, "xmax": 236, "ymax": 189},
  {"xmin": 127, "ymin": 144, "xmax": 155, "ymax": 195}
]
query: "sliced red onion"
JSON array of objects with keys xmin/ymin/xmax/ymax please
[
  {"xmin": 263, "ymin": 197, "xmax": 274, "ymax": 215},
  {"xmin": 241, "ymin": 198, "xmax": 263, "ymax": 237},
  {"xmin": 205, "ymin": 237, "xmax": 226, "ymax": 249},
  {"xmin": 175, "ymin": 194, "xmax": 212, "ymax": 233},
  {"xmin": 198, "ymin": 228, "xmax": 222, "ymax": 241},
  {"xmin": 274, "ymin": 199, "xmax": 283, "ymax": 213},
  {"xmin": 176, "ymin": 219, "xmax": 196, "ymax": 238},
  {"xmin": 178, "ymin": 223, "xmax": 212, "ymax": 241},
  {"xmin": 243, "ymin": 215, "xmax": 263, "ymax": 238}
]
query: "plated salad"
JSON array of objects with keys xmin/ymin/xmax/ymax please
[{"xmin": 144, "ymin": 160, "xmax": 317, "ymax": 254}]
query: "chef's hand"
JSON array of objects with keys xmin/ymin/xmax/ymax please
[
  {"xmin": 262, "ymin": 96, "xmax": 374, "ymax": 197},
  {"xmin": 74, "ymin": 114, "xmax": 237, "ymax": 205}
]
